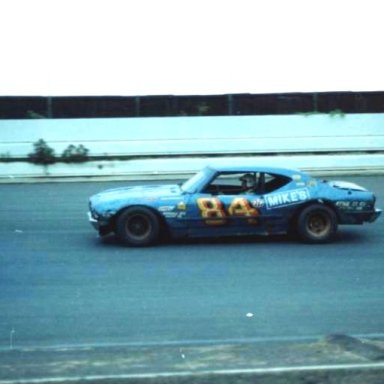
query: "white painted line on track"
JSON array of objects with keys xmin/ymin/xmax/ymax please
[{"xmin": 2, "ymin": 362, "xmax": 384, "ymax": 384}]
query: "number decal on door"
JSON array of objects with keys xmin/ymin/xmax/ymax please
[
  {"xmin": 228, "ymin": 197, "xmax": 259, "ymax": 224},
  {"xmin": 197, "ymin": 197, "xmax": 259, "ymax": 225},
  {"xmin": 197, "ymin": 197, "xmax": 227, "ymax": 225}
]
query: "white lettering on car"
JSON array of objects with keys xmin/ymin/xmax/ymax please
[
  {"xmin": 266, "ymin": 188, "xmax": 310, "ymax": 209},
  {"xmin": 158, "ymin": 205, "xmax": 176, "ymax": 212}
]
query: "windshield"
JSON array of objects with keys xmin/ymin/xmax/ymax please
[{"xmin": 181, "ymin": 168, "xmax": 214, "ymax": 193}]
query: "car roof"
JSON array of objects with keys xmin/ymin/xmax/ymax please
[{"xmin": 206, "ymin": 164, "xmax": 308, "ymax": 178}]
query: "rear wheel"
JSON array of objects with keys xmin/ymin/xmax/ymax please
[
  {"xmin": 116, "ymin": 207, "xmax": 160, "ymax": 246},
  {"xmin": 297, "ymin": 204, "xmax": 337, "ymax": 243}
]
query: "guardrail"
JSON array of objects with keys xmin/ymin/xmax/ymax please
[{"xmin": 1, "ymin": 113, "xmax": 384, "ymax": 159}]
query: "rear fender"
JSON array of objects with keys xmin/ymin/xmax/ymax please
[{"xmin": 290, "ymin": 199, "xmax": 340, "ymax": 226}]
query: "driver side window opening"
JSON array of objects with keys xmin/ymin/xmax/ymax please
[{"xmin": 202, "ymin": 172, "xmax": 291, "ymax": 195}]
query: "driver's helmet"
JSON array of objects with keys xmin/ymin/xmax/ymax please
[{"xmin": 240, "ymin": 173, "xmax": 255, "ymax": 189}]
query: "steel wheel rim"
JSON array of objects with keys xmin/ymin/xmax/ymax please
[
  {"xmin": 306, "ymin": 212, "xmax": 331, "ymax": 238},
  {"xmin": 126, "ymin": 214, "xmax": 151, "ymax": 240}
]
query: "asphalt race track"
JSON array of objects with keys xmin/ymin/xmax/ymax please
[{"xmin": 0, "ymin": 176, "xmax": 383, "ymax": 351}]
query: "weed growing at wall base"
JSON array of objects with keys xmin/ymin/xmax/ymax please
[
  {"xmin": 28, "ymin": 139, "xmax": 90, "ymax": 165},
  {"xmin": 28, "ymin": 139, "xmax": 56, "ymax": 165},
  {"xmin": 61, "ymin": 144, "xmax": 90, "ymax": 163}
]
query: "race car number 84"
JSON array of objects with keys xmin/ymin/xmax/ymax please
[{"xmin": 197, "ymin": 197, "xmax": 259, "ymax": 225}]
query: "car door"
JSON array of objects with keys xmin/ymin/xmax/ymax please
[{"xmin": 185, "ymin": 172, "xmax": 266, "ymax": 237}]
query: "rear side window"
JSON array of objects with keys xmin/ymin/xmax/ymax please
[{"xmin": 263, "ymin": 173, "xmax": 291, "ymax": 193}]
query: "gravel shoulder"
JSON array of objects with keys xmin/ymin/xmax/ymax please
[{"xmin": 1, "ymin": 335, "xmax": 384, "ymax": 383}]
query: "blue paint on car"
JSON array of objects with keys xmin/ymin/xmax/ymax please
[{"xmin": 88, "ymin": 165, "xmax": 381, "ymax": 246}]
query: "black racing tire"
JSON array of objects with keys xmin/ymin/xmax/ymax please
[
  {"xmin": 297, "ymin": 204, "xmax": 338, "ymax": 244},
  {"xmin": 115, "ymin": 207, "xmax": 160, "ymax": 246}
]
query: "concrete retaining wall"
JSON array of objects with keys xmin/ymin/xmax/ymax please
[
  {"xmin": 1, "ymin": 113, "xmax": 383, "ymax": 181},
  {"xmin": 1, "ymin": 113, "xmax": 384, "ymax": 158}
]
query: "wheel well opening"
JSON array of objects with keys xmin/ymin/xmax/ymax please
[
  {"xmin": 291, "ymin": 200, "xmax": 340, "ymax": 225},
  {"xmin": 113, "ymin": 205, "xmax": 168, "ymax": 233}
]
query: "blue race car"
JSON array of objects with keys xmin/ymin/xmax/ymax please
[{"xmin": 88, "ymin": 165, "xmax": 381, "ymax": 246}]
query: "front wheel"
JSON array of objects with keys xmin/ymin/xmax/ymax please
[
  {"xmin": 297, "ymin": 204, "xmax": 337, "ymax": 243},
  {"xmin": 115, "ymin": 207, "xmax": 160, "ymax": 246}
]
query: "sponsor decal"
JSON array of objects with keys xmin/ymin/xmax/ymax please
[
  {"xmin": 336, "ymin": 201, "xmax": 370, "ymax": 211},
  {"xmin": 160, "ymin": 197, "xmax": 180, "ymax": 201},
  {"xmin": 158, "ymin": 205, "xmax": 176, "ymax": 212},
  {"xmin": 266, "ymin": 188, "xmax": 310, "ymax": 209},
  {"xmin": 177, "ymin": 201, "xmax": 187, "ymax": 210},
  {"xmin": 163, "ymin": 212, "xmax": 186, "ymax": 219},
  {"xmin": 292, "ymin": 174, "xmax": 302, "ymax": 181},
  {"xmin": 252, "ymin": 198, "xmax": 265, "ymax": 208},
  {"xmin": 159, "ymin": 202, "xmax": 187, "ymax": 217}
]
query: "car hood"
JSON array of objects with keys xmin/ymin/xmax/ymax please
[{"xmin": 90, "ymin": 184, "xmax": 182, "ymax": 206}]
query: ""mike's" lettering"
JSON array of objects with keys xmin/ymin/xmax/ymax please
[{"xmin": 266, "ymin": 188, "xmax": 310, "ymax": 209}]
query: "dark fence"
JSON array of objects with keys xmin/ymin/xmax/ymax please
[{"xmin": 1, "ymin": 91, "xmax": 384, "ymax": 119}]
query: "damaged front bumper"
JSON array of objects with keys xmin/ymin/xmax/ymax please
[
  {"xmin": 88, "ymin": 212, "xmax": 113, "ymax": 236},
  {"xmin": 368, "ymin": 208, "xmax": 382, "ymax": 223}
]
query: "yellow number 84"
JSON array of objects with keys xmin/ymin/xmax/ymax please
[{"xmin": 197, "ymin": 197, "xmax": 259, "ymax": 226}]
